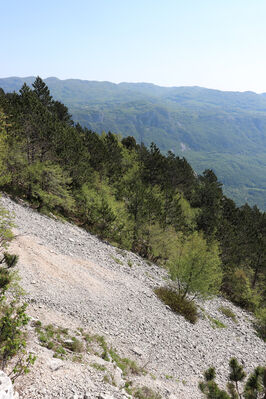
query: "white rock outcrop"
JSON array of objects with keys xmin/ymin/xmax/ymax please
[{"xmin": 0, "ymin": 371, "xmax": 17, "ymax": 399}]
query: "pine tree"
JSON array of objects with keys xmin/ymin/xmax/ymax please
[
  {"xmin": 199, "ymin": 359, "xmax": 266, "ymax": 399},
  {"xmin": 32, "ymin": 76, "xmax": 52, "ymax": 106}
]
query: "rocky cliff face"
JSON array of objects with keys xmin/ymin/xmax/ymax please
[{"xmin": 1, "ymin": 195, "xmax": 265, "ymax": 399}]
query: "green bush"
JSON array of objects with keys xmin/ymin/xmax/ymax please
[{"xmin": 154, "ymin": 286, "xmax": 198, "ymax": 324}]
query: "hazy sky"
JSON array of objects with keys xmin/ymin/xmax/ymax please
[{"xmin": 1, "ymin": 0, "xmax": 266, "ymax": 92}]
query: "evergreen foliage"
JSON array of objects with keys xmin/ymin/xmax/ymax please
[{"xmin": 199, "ymin": 358, "xmax": 266, "ymax": 399}]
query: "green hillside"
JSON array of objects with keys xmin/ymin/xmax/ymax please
[{"xmin": 1, "ymin": 76, "xmax": 266, "ymax": 209}]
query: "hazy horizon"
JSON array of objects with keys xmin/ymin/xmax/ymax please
[{"xmin": 2, "ymin": 75, "xmax": 266, "ymax": 95}]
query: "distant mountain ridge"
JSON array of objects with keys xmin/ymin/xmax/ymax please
[{"xmin": 1, "ymin": 76, "xmax": 266, "ymax": 209}]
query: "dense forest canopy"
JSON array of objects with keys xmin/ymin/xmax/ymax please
[
  {"xmin": 1, "ymin": 76, "xmax": 266, "ymax": 210},
  {"xmin": 0, "ymin": 77, "xmax": 265, "ymax": 332}
]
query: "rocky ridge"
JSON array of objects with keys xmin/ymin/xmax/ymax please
[{"xmin": 0, "ymin": 194, "xmax": 265, "ymax": 399}]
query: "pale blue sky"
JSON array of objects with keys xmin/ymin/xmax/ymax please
[{"xmin": 1, "ymin": 0, "xmax": 266, "ymax": 92}]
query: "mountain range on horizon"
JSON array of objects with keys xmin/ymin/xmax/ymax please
[{"xmin": 1, "ymin": 76, "xmax": 266, "ymax": 210}]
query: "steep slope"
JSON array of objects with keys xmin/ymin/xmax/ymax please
[
  {"xmin": 1, "ymin": 77, "xmax": 266, "ymax": 209},
  {"xmin": 1, "ymin": 195, "xmax": 265, "ymax": 399}
]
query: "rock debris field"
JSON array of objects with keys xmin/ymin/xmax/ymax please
[{"xmin": 1, "ymin": 195, "xmax": 265, "ymax": 399}]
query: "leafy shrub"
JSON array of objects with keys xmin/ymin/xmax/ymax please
[{"xmin": 154, "ymin": 286, "xmax": 198, "ymax": 324}]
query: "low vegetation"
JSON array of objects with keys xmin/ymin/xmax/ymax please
[
  {"xmin": 207, "ymin": 316, "xmax": 227, "ymax": 329},
  {"xmin": 134, "ymin": 386, "xmax": 162, "ymax": 399},
  {"xmin": 154, "ymin": 286, "xmax": 198, "ymax": 324},
  {"xmin": 35, "ymin": 324, "xmax": 146, "ymax": 378},
  {"xmin": 219, "ymin": 306, "xmax": 237, "ymax": 323},
  {"xmin": 0, "ymin": 200, "xmax": 36, "ymax": 381},
  {"xmin": 34, "ymin": 322, "xmax": 83, "ymax": 360}
]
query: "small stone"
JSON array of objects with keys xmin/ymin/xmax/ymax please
[
  {"xmin": 132, "ymin": 347, "xmax": 143, "ymax": 356},
  {"xmin": 98, "ymin": 394, "xmax": 114, "ymax": 399},
  {"xmin": 48, "ymin": 358, "xmax": 64, "ymax": 372}
]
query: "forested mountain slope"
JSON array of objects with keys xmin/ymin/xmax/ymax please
[{"xmin": 1, "ymin": 76, "xmax": 266, "ymax": 209}]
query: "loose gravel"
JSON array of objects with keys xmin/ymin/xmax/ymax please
[{"xmin": 1, "ymin": 195, "xmax": 265, "ymax": 399}]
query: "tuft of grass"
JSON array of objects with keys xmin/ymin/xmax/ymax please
[
  {"xmin": 165, "ymin": 374, "xmax": 173, "ymax": 380},
  {"xmin": 91, "ymin": 362, "xmax": 107, "ymax": 371},
  {"xmin": 154, "ymin": 286, "xmax": 198, "ymax": 324},
  {"xmin": 127, "ymin": 260, "xmax": 133, "ymax": 267},
  {"xmin": 134, "ymin": 386, "xmax": 162, "ymax": 399},
  {"xmin": 218, "ymin": 306, "xmax": 237, "ymax": 323},
  {"xmin": 53, "ymin": 345, "xmax": 66, "ymax": 358},
  {"xmin": 111, "ymin": 256, "xmax": 123, "ymax": 265},
  {"xmin": 35, "ymin": 323, "xmax": 147, "ymax": 378},
  {"xmin": 208, "ymin": 315, "xmax": 227, "ymax": 329},
  {"xmin": 116, "ymin": 249, "xmax": 126, "ymax": 257},
  {"xmin": 35, "ymin": 323, "xmax": 83, "ymax": 359},
  {"xmin": 103, "ymin": 374, "xmax": 111, "ymax": 384},
  {"xmin": 64, "ymin": 337, "xmax": 84, "ymax": 353},
  {"xmin": 109, "ymin": 348, "xmax": 143, "ymax": 376}
]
